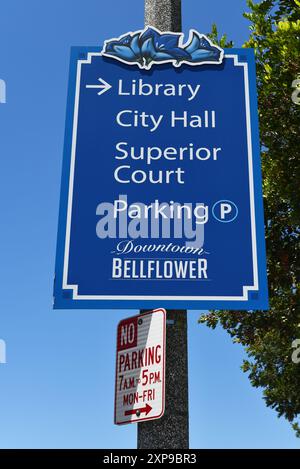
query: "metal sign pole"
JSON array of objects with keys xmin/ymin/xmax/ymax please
[
  {"xmin": 137, "ymin": 0, "xmax": 189, "ymax": 450},
  {"xmin": 145, "ymin": 0, "xmax": 182, "ymax": 32}
]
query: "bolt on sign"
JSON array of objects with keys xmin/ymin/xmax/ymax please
[
  {"xmin": 115, "ymin": 309, "xmax": 166, "ymax": 425},
  {"xmin": 54, "ymin": 27, "xmax": 269, "ymax": 310}
]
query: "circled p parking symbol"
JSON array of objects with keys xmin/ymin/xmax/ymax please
[{"xmin": 212, "ymin": 200, "xmax": 238, "ymax": 223}]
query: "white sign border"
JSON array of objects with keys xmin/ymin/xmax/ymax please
[{"xmin": 62, "ymin": 53, "xmax": 258, "ymax": 302}]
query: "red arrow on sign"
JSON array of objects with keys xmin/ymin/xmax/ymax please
[{"xmin": 124, "ymin": 403, "xmax": 152, "ymax": 417}]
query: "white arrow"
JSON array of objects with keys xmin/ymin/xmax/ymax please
[{"xmin": 85, "ymin": 78, "xmax": 112, "ymax": 96}]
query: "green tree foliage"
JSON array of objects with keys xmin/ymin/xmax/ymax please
[{"xmin": 202, "ymin": 0, "xmax": 300, "ymax": 436}]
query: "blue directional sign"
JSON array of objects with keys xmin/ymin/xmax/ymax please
[{"xmin": 54, "ymin": 28, "xmax": 269, "ymax": 310}]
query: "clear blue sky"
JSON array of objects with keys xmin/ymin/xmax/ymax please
[{"xmin": 0, "ymin": 0, "xmax": 298, "ymax": 449}]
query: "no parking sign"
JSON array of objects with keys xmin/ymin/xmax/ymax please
[{"xmin": 115, "ymin": 309, "xmax": 166, "ymax": 425}]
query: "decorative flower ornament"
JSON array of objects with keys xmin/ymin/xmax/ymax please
[{"xmin": 102, "ymin": 27, "xmax": 224, "ymax": 70}]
